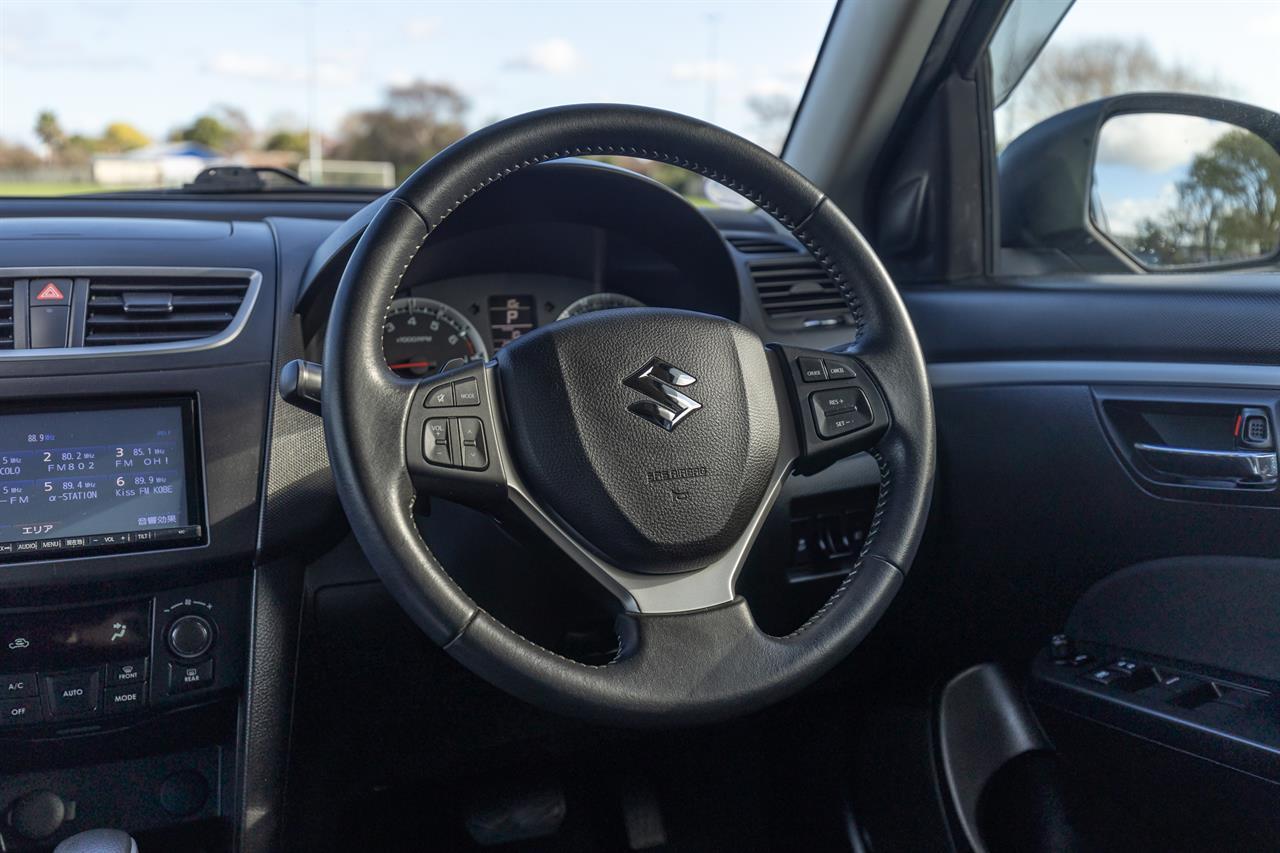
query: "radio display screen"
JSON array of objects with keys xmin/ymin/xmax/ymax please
[{"xmin": 0, "ymin": 401, "xmax": 202, "ymax": 559}]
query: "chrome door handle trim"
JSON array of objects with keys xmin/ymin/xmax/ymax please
[{"xmin": 1133, "ymin": 443, "xmax": 1278, "ymax": 485}]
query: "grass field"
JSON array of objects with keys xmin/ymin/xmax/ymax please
[{"xmin": 0, "ymin": 183, "xmax": 148, "ymax": 196}]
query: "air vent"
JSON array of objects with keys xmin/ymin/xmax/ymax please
[
  {"xmin": 85, "ymin": 276, "xmax": 250, "ymax": 346},
  {"xmin": 726, "ymin": 234, "xmax": 799, "ymax": 255},
  {"xmin": 0, "ymin": 281, "xmax": 13, "ymax": 349},
  {"xmin": 748, "ymin": 257, "xmax": 851, "ymax": 325}
]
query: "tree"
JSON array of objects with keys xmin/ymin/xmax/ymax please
[
  {"xmin": 331, "ymin": 80, "xmax": 469, "ymax": 180},
  {"xmin": 0, "ymin": 140, "xmax": 40, "ymax": 171},
  {"xmin": 100, "ymin": 122, "xmax": 149, "ymax": 152},
  {"xmin": 1001, "ymin": 39, "xmax": 1217, "ymax": 145},
  {"xmin": 264, "ymin": 130, "xmax": 310, "ymax": 156},
  {"xmin": 34, "ymin": 111, "xmax": 65, "ymax": 157},
  {"xmin": 1127, "ymin": 130, "xmax": 1280, "ymax": 266},
  {"xmin": 171, "ymin": 115, "xmax": 237, "ymax": 152}
]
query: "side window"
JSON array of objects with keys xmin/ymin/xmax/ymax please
[{"xmin": 989, "ymin": 1, "xmax": 1280, "ymax": 274}]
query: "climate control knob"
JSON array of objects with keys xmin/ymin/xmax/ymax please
[{"xmin": 167, "ymin": 615, "xmax": 213, "ymax": 659}]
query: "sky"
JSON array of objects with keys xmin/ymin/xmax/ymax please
[
  {"xmin": 0, "ymin": 0, "xmax": 836, "ymax": 152},
  {"xmin": 996, "ymin": 0, "xmax": 1280, "ymax": 143}
]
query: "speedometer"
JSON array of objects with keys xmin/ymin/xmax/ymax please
[
  {"xmin": 557, "ymin": 292, "xmax": 646, "ymax": 320},
  {"xmin": 382, "ymin": 297, "xmax": 488, "ymax": 378}
]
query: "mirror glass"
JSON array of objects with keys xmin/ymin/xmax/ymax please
[{"xmin": 1091, "ymin": 113, "xmax": 1280, "ymax": 268}]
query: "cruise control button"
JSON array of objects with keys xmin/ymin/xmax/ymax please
[
  {"xmin": 103, "ymin": 685, "xmax": 146, "ymax": 715},
  {"xmin": 424, "ymin": 419, "xmax": 452, "ymax": 466},
  {"xmin": 424, "ymin": 383, "xmax": 455, "ymax": 408},
  {"xmin": 458, "ymin": 418, "xmax": 488, "ymax": 471},
  {"xmin": 797, "ymin": 357, "xmax": 827, "ymax": 383},
  {"xmin": 108, "ymin": 659, "xmax": 147, "ymax": 686},
  {"xmin": 0, "ymin": 697, "xmax": 42, "ymax": 727},
  {"xmin": 812, "ymin": 388, "xmax": 864, "ymax": 415},
  {"xmin": 43, "ymin": 669, "xmax": 101, "ymax": 718},
  {"xmin": 810, "ymin": 388, "xmax": 872, "ymax": 439},
  {"xmin": 454, "ymin": 378, "xmax": 481, "ymax": 406},
  {"xmin": 168, "ymin": 660, "xmax": 214, "ymax": 693},
  {"xmin": 1, "ymin": 673, "xmax": 37, "ymax": 698},
  {"xmin": 823, "ymin": 360, "xmax": 855, "ymax": 380}
]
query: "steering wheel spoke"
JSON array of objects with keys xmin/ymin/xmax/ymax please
[
  {"xmin": 769, "ymin": 344, "xmax": 891, "ymax": 475},
  {"xmin": 404, "ymin": 360, "xmax": 510, "ymax": 507}
]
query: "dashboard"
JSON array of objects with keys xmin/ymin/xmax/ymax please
[
  {"xmin": 0, "ymin": 159, "xmax": 869, "ymax": 851},
  {"xmin": 384, "ymin": 280, "xmax": 645, "ymax": 377}
]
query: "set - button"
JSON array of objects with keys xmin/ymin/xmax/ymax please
[{"xmin": 423, "ymin": 417, "xmax": 489, "ymax": 470}]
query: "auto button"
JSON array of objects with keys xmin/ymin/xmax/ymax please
[{"xmin": 43, "ymin": 669, "xmax": 101, "ymax": 718}]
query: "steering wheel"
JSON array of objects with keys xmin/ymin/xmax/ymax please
[{"xmin": 324, "ymin": 104, "xmax": 934, "ymax": 727}]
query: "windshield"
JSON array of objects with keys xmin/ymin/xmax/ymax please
[{"xmin": 0, "ymin": 0, "xmax": 835, "ymax": 197}]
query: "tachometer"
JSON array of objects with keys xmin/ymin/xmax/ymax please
[
  {"xmin": 382, "ymin": 297, "xmax": 488, "ymax": 378},
  {"xmin": 557, "ymin": 292, "xmax": 646, "ymax": 320}
]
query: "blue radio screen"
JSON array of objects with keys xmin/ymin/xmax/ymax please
[{"xmin": 0, "ymin": 406, "xmax": 194, "ymax": 550}]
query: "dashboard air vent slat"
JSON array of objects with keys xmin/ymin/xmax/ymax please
[
  {"xmin": 748, "ymin": 258, "xmax": 851, "ymax": 324},
  {"xmin": 84, "ymin": 276, "xmax": 250, "ymax": 347},
  {"xmin": 0, "ymin": 282, "xmax": 13, "ymax": 348},
  {"xmin": 726, "ymin": 234, "xmax": 799, "ymax": 255}
]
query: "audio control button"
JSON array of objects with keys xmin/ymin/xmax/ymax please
[{"xmin": 167, "ymin": 615, "xmax": 213, "ymax": 659}]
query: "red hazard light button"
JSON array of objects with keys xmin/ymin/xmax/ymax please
[{"xmin": 30, "ymin": 279, "xmax": 71, "ymax": 306}]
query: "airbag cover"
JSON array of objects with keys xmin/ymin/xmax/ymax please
[{"xmin": 497, "ymin": 308, "xmax": 780, "ymax": 574}]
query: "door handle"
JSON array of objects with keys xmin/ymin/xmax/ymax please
[{"xmin": 1133, "ymin": 443, "xmax": 1278, "ymax": 485}]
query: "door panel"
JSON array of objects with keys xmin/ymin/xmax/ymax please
[{"xmin": 882, "ymin": 283, "xmax": 1280, "ymax": 852}]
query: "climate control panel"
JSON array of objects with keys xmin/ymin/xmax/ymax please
[{"xmin": 0, "ymin": 576, "xmax": 246, "ymax": 733}]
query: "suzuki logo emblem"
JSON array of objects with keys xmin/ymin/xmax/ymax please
[{"xmin": 623, "ymin": 358, "xmax": 702, "ymax": 432}]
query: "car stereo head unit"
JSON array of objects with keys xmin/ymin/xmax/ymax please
[{"xmin": 0, "ymin": 398, "xmax": 203, "ymax": 562}]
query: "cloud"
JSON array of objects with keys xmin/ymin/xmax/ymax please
[
  {"xmin": 670, "ymin": 60, "xmax": 736, "ymax": 83},
  {"xmin": 407, "ymin": 17, "xmax": 438, "ymax": 40},
  {"xmin": 748, "ymin": 77, "xmax": 799, "ymax": 98},
  {"xmin": 1096, "ymin": 114, "xmax": 1231, "ymax": 173},
  {"xmin": 1097, "ymin": 182, "xmax": 1177, "ymax": 236},
  {"xmin": 506, "ymin": 38, "xmax": 581, "ymax": 74},
  {"xmin": 207, "ymin": 51, "xmax": 356, "ymax": 86}
]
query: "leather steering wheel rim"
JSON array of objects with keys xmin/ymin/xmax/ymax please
[{"xmin": 324, "ymin": 104, "xmax": 935, "ymax": 727}]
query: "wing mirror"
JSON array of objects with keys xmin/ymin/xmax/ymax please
[{"xmin": 1000, "ymin": 93, "xmax": 1280, "ymax": 272}]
